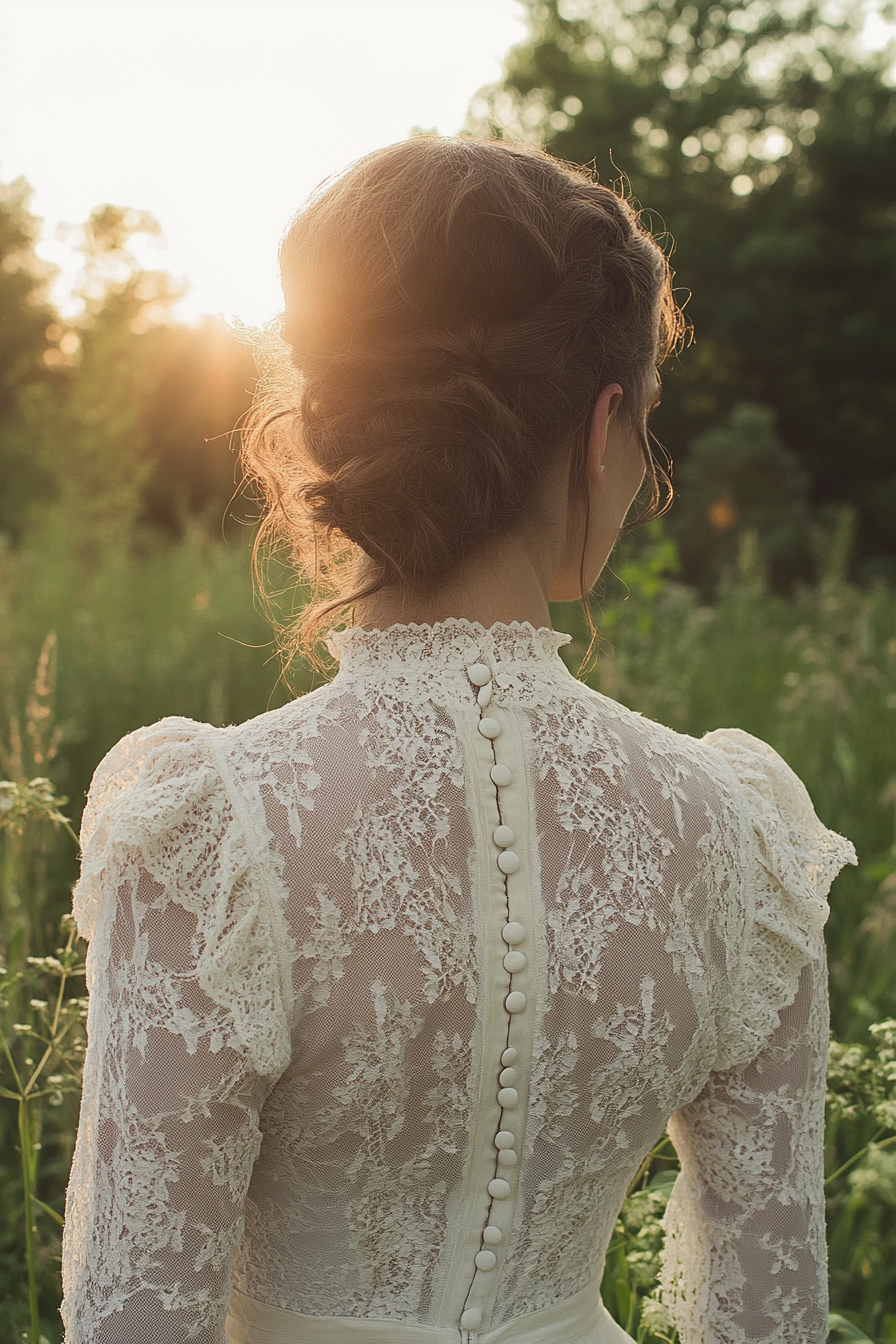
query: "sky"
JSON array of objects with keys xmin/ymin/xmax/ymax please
[{"xmin": 0, "ymin": 0, "xmax": 528, "ymax": 325}]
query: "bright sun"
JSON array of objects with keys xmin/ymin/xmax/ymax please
[{"xmin": 0, "ymin": 0, "xmax": 527, "ymax": 325}]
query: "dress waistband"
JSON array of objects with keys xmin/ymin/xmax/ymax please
[{"xmin": 225, "ymin": 1283, "xmax": 634, "ymax": 1344}]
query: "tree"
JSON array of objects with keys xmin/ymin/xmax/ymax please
[
  {"xmin": 467, "ymin": 0, "xmax": 896, "ymax": 577},
  {"xmin": 0, "ymin": 181, "xmax": 61, "ymax": 533},
  {"xmin": 0, "ymin": 179, "xmax": 56, "ymax": 414},
  {"xmin": 0, "ymin": 188, "xmax": 256, "ymax": 545},
  {"xmin": 668, "ymin": 401, "xmax": 812, "ymax": 585}
]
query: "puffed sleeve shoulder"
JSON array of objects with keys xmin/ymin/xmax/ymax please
[
  {"xmin": 662, "ymin": 729, "xmax": 854, "ymax": 1341},
  {"xmin": 73, "ymin": 715, "xmax": 294, "ymax": 1078},
  {"xmin": 63, "ymin": 718, "xmax": 295, "ymax": 1340},
  {"xmin": 703, "ymin": 727, "xmax": 857, "ymax": 1071}
]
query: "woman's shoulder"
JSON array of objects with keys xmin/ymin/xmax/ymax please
[
  {"xmin": 565, "ymin": 679, "xmax": 757, "ymax": 788},
  {"xmin": 215, "ymin": 677, "xmax": 350, "ymax": 754},
  {"xmin": 568, "ymin": 683, "xmax": 855, "ymax": 872},
  {"xmin": 574, "ymin": 700, "xmax": 857, "ymax": 1070},
  {"xmin": 78, "ymin": 684, "xmax": 342, "ymax": 875},
  {"xmin": 93, "ymin": 680, "xmax": 340, "ymax": 778},
  {"xmin": 83, "ymin": 714, "xmax": 220, "ymax": 822},
  {"xmin": 76, "ymin": 709, "xmax": 301, "ymax": 1077},
  {"xmin": 696, "ymin": 726, "xmax": 856, "ymax": 1069},
  {"xmin": 75, "ymin": 716, "xmax": 232, "ymax": 944}
]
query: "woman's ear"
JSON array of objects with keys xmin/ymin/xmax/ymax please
[{"xmin": 587, "ymin": 383, "xmax": 624, "ymax": 484}]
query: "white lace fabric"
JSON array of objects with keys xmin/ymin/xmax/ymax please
[{"xmin": 61, "ymin": 620, "xmax": 856, "ymax": 1343}]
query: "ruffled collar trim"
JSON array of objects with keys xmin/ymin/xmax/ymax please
[{"xmin": 327, "ymin": 618, "xmax": 572, "ymax": 672}]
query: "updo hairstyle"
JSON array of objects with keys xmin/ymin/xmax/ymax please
[{"xmin": 242, "ymin": 135, "xmax": 683, "ymax": 663}]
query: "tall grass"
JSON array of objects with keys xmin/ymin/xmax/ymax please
[
  {"xmin": 1, "ymin": 516, "xmax": 894, "ymax": 1338},
  {"xmin": 0, "ymin": 516, "xmax": 306, "ymax": 857}
]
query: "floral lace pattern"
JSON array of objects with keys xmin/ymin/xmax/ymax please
[{"xmin": 61, "ymin": 620, "xmax": 856, "ymax": 1343}]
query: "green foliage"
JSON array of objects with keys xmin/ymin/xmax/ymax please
[
  {"xmin": 0, "ymin": 526, "xmax": 299, "ymax": 866},
  {"xmin": 668, "ymin": 401, "xmax": 812, "ymax": 587},
  {"xmin": 0, "ymin": 913, "xmax": 87, "ymax": 1344},
  {"xmin": 468, "ymin": 0, "xmax": 896, "ymax": 577},
  {"xmin": 0, "ymin": 778, "xmax": 71, "ymax": 834},
  {"xmin": 0, "ymin": 181, "xmax": 61, "ymax": 538},
  {"xmin": 0, "ymin": 179, "xmax": 56, "ymax": 416},
  {"xmin": 828, "ymin": 1021, "xmax": 896, "ymax": 1135},
  {"xmin": 828, "ymin": 1317, "xmax": 877, "ymax": 1342},
  {"xmin": 0, "ymin": 651, "xmax": 87, "ymax": 1342},
  {"xmin": 826, "ymin": 1021, "xmax": 896, "ymax": 1334},
  {"xmin": 601, "ymin": 1159, "xmax": 679, "ymax": 1341}
]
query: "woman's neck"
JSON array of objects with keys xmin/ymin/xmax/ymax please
[{"xmin": 352, "ymin": 533, "xmax": 558, "ymax": 632}]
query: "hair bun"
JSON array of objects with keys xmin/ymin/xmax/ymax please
[{"xmin": 242, "ymin": 135, "xmax": 683, "ymax": 662}]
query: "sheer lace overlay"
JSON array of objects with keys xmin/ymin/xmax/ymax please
[{"xmin": 61, "ymin": 620, "xmax": 856, "ymax": 1343}]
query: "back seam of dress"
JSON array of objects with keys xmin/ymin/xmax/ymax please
[{"xmin": 433, "ymin": 695, "xmax": 508, "ymax": 1328}]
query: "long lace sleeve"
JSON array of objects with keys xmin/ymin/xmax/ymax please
[
  {"xmin": 61, "ymin": 719, "xmax": 293, "ymax": 1344},
  {"xmin": 661, "ymin": 729, "xmax": 857, "ymax": 1343}
]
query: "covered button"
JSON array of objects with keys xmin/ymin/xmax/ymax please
[
  {"xmin": 493, "ymin": 825, "xmax": 515, "ymax": 847},
  {"xmin": 505, "ymin": 991, "xmax": 527, "ymax": 1014},
  {"xmin": 503, "ymin": 951, "xmax": 526, "ymax": 973},
  {"xmin": 475, "ymin": 1249, "xmax": 497, "ymax": 1271},
  {"xmin": 498, "ymin": 1148, "xmax": 518, "ymax": 1167},
  {"xmin": 490, "ymin": 764, "xmax": 512, "ymax": 787},
  {"xmin": 477, "ymin": 684, "xmax": 492, "ymax": 708},
  {"xmin": 502, "ymin": 922, "xmax": 525, "ymax": 946},
  {"xmin": 488, "ymin": 1178, "xmax": 511, "ymax": 1199},
  {"xmin": 467, "ymin": 663, "xmax": 492, "ymax": 686},
  {"xmin": 499, "ymin": 1067, "xmax": 518, "ymax": 1086},
  {"xmin": 501, "ymin": 1047, "xmax": 518, "ymax": 1066},
  {"xmin": 495, "ymin": 1129, "xmax": 515, "ymax": 1148},
  {"xmin": 497, "ymin": 850, "xmax": 520, "ymax": 874},
  {"xmin": 478, "ymin": 717, "xmax": 501, "ymax": 740},
  {"xmin": 483, "ymin": 1224, "xmax": 503, "ymax": 1245},
  {"xmin": 498, "ymin": 1087, "xmax": 519, "ymax": 1108},
  {"xmin": 461, "ymin": 1308, "xmax": 482, "ymax": 1330}
]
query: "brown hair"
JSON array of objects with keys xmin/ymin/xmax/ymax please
[{"xmin": 242, "ymin": 135, "xmax": 684, "ymax": 667}]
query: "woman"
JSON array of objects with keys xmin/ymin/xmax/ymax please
[{"xmin": 61, "ymin": 136, "xmax": 855, "ymax": 1344}]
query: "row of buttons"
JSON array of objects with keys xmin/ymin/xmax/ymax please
[{"xmin": 460, "ymin": 662, "xmax": 530, "ymax": 1334}]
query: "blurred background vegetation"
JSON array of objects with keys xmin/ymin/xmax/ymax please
[{"xmin": 1, "ymin": 0, "xmax": 895, "ymax": 1337}]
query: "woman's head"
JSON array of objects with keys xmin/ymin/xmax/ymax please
[{"xmin": 243, "ymin": 135, "xmax": 684, "ymax": 660}]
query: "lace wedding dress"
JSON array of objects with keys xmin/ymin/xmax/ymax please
[{"xmin": 60, "ymin": 621, "xmax": 856, "ymax": 1344}]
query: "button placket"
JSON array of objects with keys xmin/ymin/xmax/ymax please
[{"xmin": 459, "ymin": 660, "xmax": 532, "ymax": 1337}]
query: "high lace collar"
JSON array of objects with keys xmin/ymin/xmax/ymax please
[{"xmin": 328, "ymin": 618, "xmax": 572, "ymax": 673}]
